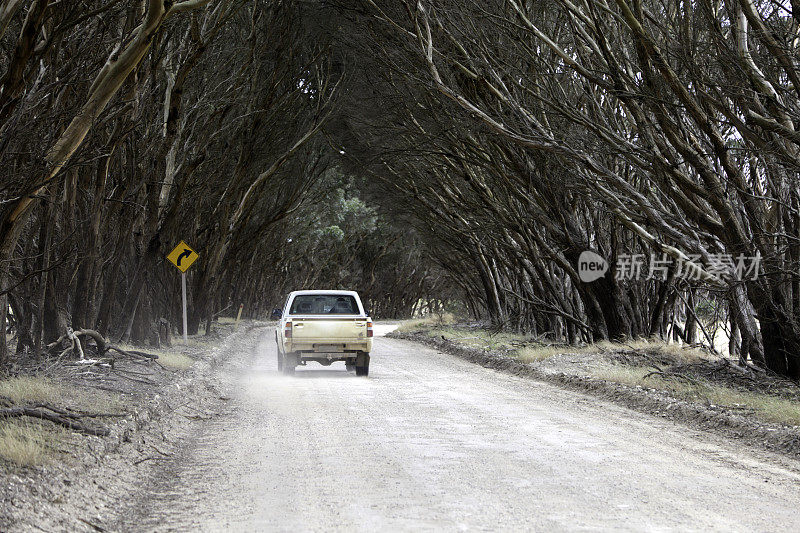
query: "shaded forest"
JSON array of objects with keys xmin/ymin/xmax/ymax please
[{"xmin": 2, "ymin": 0, "xmax": 800, "ymax": 378}]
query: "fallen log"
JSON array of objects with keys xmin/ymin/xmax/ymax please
[
  {"xmin": 48, "ymin": 328, "xmax": 158, "ymax": 361},
  {"xmin": 30, "ymin": 403, "xmax": 125, "ymax": 418},
  {"xmin": 0, "ymin": 406, "xmax": 110, "ymax": 436}
]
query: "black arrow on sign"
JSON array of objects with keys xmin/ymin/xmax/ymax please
[{"xmin": 176, "ymin": 248, "xmax": 193, "ymax": 266}]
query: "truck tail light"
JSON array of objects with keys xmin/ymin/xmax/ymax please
[
  {"xmin": 285, "ymin": 321, "xmax": 292, "ymax": 338},
  {"xmin": 367, "ymin": 320, "xmax": 373, "ymax": 337}
]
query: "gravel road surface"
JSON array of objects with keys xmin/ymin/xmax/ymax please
[{"xmin": 117, "ymin": 325, "xmax": 800, "ymax": 531}]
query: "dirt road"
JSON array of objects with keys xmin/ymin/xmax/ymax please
[{"xmin": 114, "ymin": 325, "xmax": 800, "ymax": 531}]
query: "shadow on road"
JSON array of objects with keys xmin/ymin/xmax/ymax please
[{"xmin": 291, "ymin": 368, "xmax": 354, "ymax": 379}]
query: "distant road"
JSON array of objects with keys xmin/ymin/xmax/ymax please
[{"xmin": 120, "ymin": 324, "xmax": 800, "ymax": 531}]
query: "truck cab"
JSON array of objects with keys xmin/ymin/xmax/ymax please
[{"xmin": 275, "ymin": 290, "xmax": 373, "ymax": 376}]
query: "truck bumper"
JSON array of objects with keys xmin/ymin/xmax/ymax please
[{"xmin": 285, "ymin": 339, "xmax": 372, "ymax": 354}]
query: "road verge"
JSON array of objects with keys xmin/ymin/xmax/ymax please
[
  {"xmin": 0, "ymin": 321, "xmax": 268, "ymax": 531},
  {"xmin": 389, "ymin": 326, "xmax": 800, "ymax": 459}
]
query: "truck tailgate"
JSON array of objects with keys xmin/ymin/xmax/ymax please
[{"xmin": 290, "ymin": 318, "xmax": 367, "ymax": 341}]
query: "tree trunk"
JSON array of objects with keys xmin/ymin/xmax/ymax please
[{"xmin": 684, "ymin": 290, "xmax": 697, "ymax": 344}]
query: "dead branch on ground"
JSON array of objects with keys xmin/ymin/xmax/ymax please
[
  {"xmin": 48, "ymin": 328, "xmax": 158, "ymax": 361},
  {"xmin": 0, "ymin": 406, "xmax": 110, "ymax": 436}
]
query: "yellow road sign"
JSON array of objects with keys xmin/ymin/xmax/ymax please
[{"xmin": 167, "ymin": 241, "xmax": 198, "ymax": 272}]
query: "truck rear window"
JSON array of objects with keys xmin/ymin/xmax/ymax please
[{"xmin": 289, "ymin": 295, "xmax": 359, "ymax": 315}]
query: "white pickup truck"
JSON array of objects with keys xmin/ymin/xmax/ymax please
[{"xmin": 274, "ymin": 290, "xmax": 373, "ymax": 376}]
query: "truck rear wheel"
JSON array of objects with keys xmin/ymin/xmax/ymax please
[
  {"xmin": 355, "ymin": 352, "xmax": 370, "ymax": 377},
  {"xmin": 276, "ymin": 333, "xmax": 283, "ymax": 371},
  {"xmin": 345, "ymin": 360, "xmax": 356, "ymax": 372},
  {"xmin": 283, "ymin": 352, "xmax": 297, "ymax": 375}
]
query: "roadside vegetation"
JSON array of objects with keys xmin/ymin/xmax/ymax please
[
  {"xmin": 395, "ymin": 313, "xmax": 458, "ymax": 333},
  {"xmin": 588, "ymin": 365, "xmax": 800, "ymax": 426},
  {"xmin": 0, "ymin": 325, "xmax": 228, "ymax": 466},
  {"xmin": 399, "ymin": 319, "xmax": 707, "ymax": 363},
  {"xmin": 0, "ymin": 421, "xmax": 67, "ymax": 467},
  {"xmin": 0, "ymin": 377, "xmax": 64, "ymax": 405},
  {"xmin": 117, "ymin": 344, "xmax": 195, "ymax": 371},
  {"xmin": 395, "ymin": 320, "xmax": 800, "ymax": 428},
  {"xmin": 0, "ymin": 376, "xmax": 123, "ymax": 414},
  {"xmin": 0, "ymin": 375, "xmax": 122, "ymax": 466}
]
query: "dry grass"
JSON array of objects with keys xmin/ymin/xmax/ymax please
[
  {"xmin": 0, "ymin": 375, "xmax": 123, "ymax": 414},
  {"xmin": 594, "ymin": 338, "xmax": 710, "ymax": 363},
  {"xmin": 423, "ymin": 326, "xmax": 527, "ymax": 351},
  {"xmin": 409, "ymin": 324, "xmax": 589, "ymax": 360},
  {"xmin": 187, "ymin": 335, "xmax": 214, "ymax": 349},
  {"xmin": 517, "ymin": 344, "xmax": 593, "ymax": 362},
  {"xmin": 118, "ymin": 344, "xmax": 195, "ymax": 370},
  {"xmin": 0, "ymin": 421, "xmax": 68, "ymax": 466},
  {"xmin": 589, "ymin": 364, "xmax": 800, "ymax": 426},
  {"xmin": 404, "ymin": 322, "xmax": 709, "ymax": 365},
  {"xmin": 0, "ymin": 376, "xmax": 63, "ymax": 404},
  {"xmin": 156, "ymin": 351, "xmax": 194, "ymax": 370},
  {"xmin": 395, "ymin": 312, "xmax": 457, "ymax": 333},
  {"xmin": 589, "ymin": 364, "xmax": 656, "ymax": 387},
  {"xmin": 0, "ymin": 422, "xmax": 47, "ymax": 465},
  {"xmin": 518, "ymin": 337, "xmax": 710, "ymax": 364}
]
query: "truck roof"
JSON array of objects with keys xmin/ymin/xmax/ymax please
[{"xmin": 288, "ymin": 290, "xmax": 361, "ymax": 297}]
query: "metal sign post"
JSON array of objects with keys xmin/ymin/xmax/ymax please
[
  {"xmin": 182, "ymin": 272, "xmax": 189, "ymax": 344},
  {"xmin": 167, "ymin": 241, "xmax": 199, "ymax": 345}
]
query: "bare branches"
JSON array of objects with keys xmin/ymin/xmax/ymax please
[
  {"xmin": 168, "ymin": 0, "xmax": 218, "ymax": 16},
  {"xmin": 0, "ymin": 0, "xmax": 24, "ymax": 40},
  {"xmin": 3, "ymin": 0, "xmax": 800, "ymax": 378},
  {"xmin": 47, "ymin": 329, "xmax": 157, "ymax": 361},
  {"xmin": 0, "ymin": 406, "xmax": 111, "ymax": 436}
]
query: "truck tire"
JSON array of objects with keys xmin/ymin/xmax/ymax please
[
  {"xmin": 355, "ymin": 352, "xmax": 370, "ymax": 377},
  {"xmin": 345, "ymin": 360, "xmax": 355, "ymax": 372},
  {"xmin": 276, "ymin": 332, "xmax": 283, "ymax": 371},
  {"xmin": 283, "ymin": 352, "xmax": 297, "ymax": 375}
]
